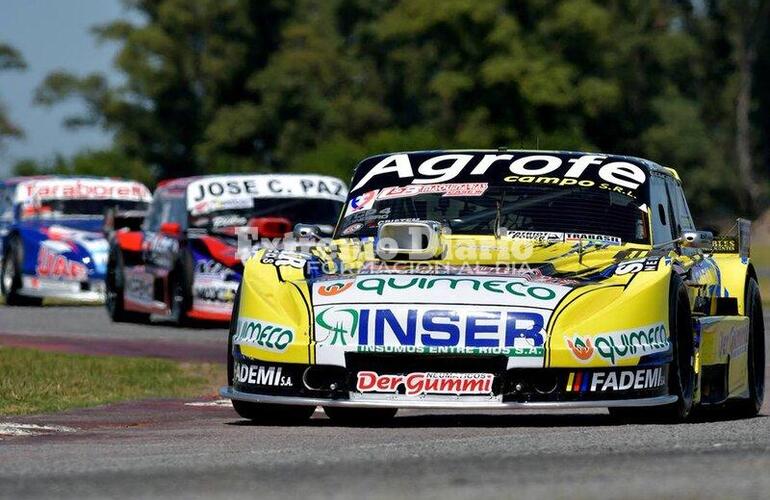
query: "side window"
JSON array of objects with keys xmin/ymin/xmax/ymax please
[
  {"xmin": 667, "ymin": 179, "xmax": 695, "ymax": 232},
  {"xmin": 158, "ymin": 199, "xmax": 173, "ymax": 224},
  {"xmin": 650, "ymin": 175, "xmax": 675, "ymax": 244},
  {"xmin": 0, "ymin": 187, "xmax": 11, "ymax": 221},
  {"xmin": 142, "ymin": 192, "xmax": 164, "ymax": 232},
  {"xmin": 168, "ymin": 196, "xmax": 188, "ymax": 229}
]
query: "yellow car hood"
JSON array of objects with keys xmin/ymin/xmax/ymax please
[{"xmin": 238, "ymin": 237, "xmax": 673, "ymax": 369}]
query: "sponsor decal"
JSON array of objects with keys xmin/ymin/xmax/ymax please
[
  {"xmin": 564, "ymin": 233, "xmax": 621, "ymax": 245},
  {"xmin": 125, "ymin": 272, "xmax": 153, "ymax": 302},
  {"xmin": 507, "ymin": 231, "xmax": 564, "ymax": 243},
  {"xmin": 211, "ymin": 215, "xmax": 248, "ymax": 227},
  {"xmin": 313, "ymin": 275, "xmax": 562, "ymax": 305},
  {"xmin": 566, "ymin": 337, "xmax": 594, "ymax": 361},
  {"xmin": 341, "ymin": 223, "xmax": 363, "ymax": 236},
  {"xmin": 342, "ymin": 206, "xmax": 392, "ymax": 224},
  {"xmin": 19, "ymin": 179, "xmax": 151, "ymax": 202},
  {"xmin": 315, "ymin": 306, "xmax": 545, "ymax": 357},
  {"xmin": 377, "ymin": 182, "xmax": 487, "ymax": 199},
  {"xmin": 192, "ymin": 197, "xmax": 252, "ymax": 216},
  {"xmin": 566, "ymin": 323, "xmax": 669, "ymax": 364},
  {"xmin": 565, "ymin": 367, "xmax": 666, "ymax": 392},
  {"xmin": 718, "ymin": 325, "xmax": 749, "ymax": 358},
  {"xmin": 711, "ymin": 238, "xmax": 738, "ymax": 254},
  {"xmin": 356, "ymin": 262, "xmax": 580, "ymax": 285},
  {"xmin": 194, "ymin": 283, "xmax": 237, "ymax": 303},
  {"xmin": 144, "ymin": 234, "xmax": 179, "ymax": 254},
  {"xmin": 233, "ymin": 362, "xmax": 293, "ymax": 387},
  {"xmin": 36, "ymin": 246, "xmax": 87, "ymax": 281},
  {"xmin": 317, "ymin": 281, "xmax": 353, "ymax": 296},
  {"xmin": 194, "ymin": 259, "xmax": 235, "ymax": 279},
  {"xmin": 614, "ymin": 256, "xmax": 662, "ymax": 275},
  {"xmin": 234, "ymin": 317, "xmax": 294, "ymax": 353},
  {"xmin": 344, "ymin": 189, "xmax": 379, "ymax": 216},
  {"xmin": 351, "ymin": 153, "xmax": 647, "ymax": 196},
  {"xmin": 188, "ymin": 175, "xmax": 347, "ymax": 214},
  {"xmin": 260, "ymin": 249, "xmax": 307, "ymax": 269},
  {"xmin": 356, "ymin": 371, "xmax": 494, "ymax": 396}
]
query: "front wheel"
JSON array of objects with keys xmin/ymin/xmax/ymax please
[
  {"xmin": 1, "ymin": 237, "xmax": 38, "ymax": 306},
  {"xmin": 610, "ymin": 275, "xmax": 695, "ymax": 423},
  {"xmin": 231, "ymin": 400, "xmax": 316, "ymax": 424},
  {"xmin": 169, "ymin": 251, "xmax": 194, "ymax": 327},
  {"xmin": 105, "ymin": 248, "xmax": 148, "ymax": 323}
]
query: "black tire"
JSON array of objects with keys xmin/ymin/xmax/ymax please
[
  {"xmin": 610, "ymin": 274, "xmax": 695, "ymax": 423},
  {"xmin": 1, "ymin": 236, "xmax": 38, "ymax": 306},
  {"xmin": 323, "ymin": 406, "xmax": 398, "ymax": 426},
  {"xmin": 105, "ymin": 247, "xmax": 149, "ymax": 323},
  {"xmin": 726, "ymin": 278, "xmax": 765, "ymax": 417},
  {"xmin": 169, "ymin": 250, "xmax": 194, "ymax": 326},
  {"xmin": 232, "ymin": 400, "xmax": 316, "ymax": 424},
  {"xmin": 227, "ymin": 285, "xmax": 242, "ymax": 385}
]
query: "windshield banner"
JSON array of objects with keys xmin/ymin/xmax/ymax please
[
  {"xmin": 18, "ymin": 179, "xmax": 152, "ymax": 203},
  {"xmin": 187, "ymin": 174, "xmax": 348, "ymax": 215},
  {"xmin": 350, "ymin": 152, "xmax": 649, "ymax": 200}
]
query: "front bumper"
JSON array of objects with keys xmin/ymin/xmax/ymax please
[
  {"xmin": 21, "ymin": 276, "xmax": 105, "ymax": 303},
  {"xmin": 220, "ymin": 386, "xmax": 677, "ymax": 409}
]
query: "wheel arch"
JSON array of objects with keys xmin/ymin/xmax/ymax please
[
  {"xmin": 2, "ymin": 228, "xmax": 21, "ymax": 255},
  {"xmin": 711, "ymin": 253, "xmax": 756, "ymax": 315}
]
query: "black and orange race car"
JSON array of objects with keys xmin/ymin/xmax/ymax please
[{"xmin": 105, "ymin": 173, "xmax": 347, "ymax": 325}]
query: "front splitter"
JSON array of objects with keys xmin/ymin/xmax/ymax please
[{"xmin": 220, "ymin": 386, "xmax": 677, "ymax": 410}]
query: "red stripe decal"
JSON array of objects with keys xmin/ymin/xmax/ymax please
[{"xmin": 573, "ymin": 372, "xmax": 583, "ymax": 392}]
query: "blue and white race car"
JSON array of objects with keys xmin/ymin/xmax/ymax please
[{"xmin": 0, "ymin": 176, "xmax": 152, "ymax": 305}]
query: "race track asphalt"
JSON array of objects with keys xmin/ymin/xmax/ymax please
[{"xmin": 1, "ymin": 305, "xmax": 769, "ymax": 499}]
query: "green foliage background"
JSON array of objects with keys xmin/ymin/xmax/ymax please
[{"xmin": 6, "ymin": 0, "xmax": 770, "ymax": 220}]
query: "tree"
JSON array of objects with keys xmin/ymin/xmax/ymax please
[
  {"xmin": 30, "ymin": 0, "xmax": 770, "ymax": 219},
  {"xmin": 35, "ymin": 0, "xmax": 294, "ymax": 179},
  {"xmin": 13, "ymin": 148, "xmax": 155, "ymax": 186},
  {"xmin": 727, "ymin": 0, "xmax": 770, "ymax": 212},
  {"xmin": 0, "ymin": 43, "xmax": 27, "ymax": 148}
]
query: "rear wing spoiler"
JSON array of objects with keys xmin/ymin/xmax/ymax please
[
  {"xmin": 103, "ymin": 207, "xmax": 148, "ymax": 235},
  {"xmin": 711, "ymin": 218, "xmax": 750, "ymax": 258}
]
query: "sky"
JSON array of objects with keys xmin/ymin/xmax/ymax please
[{"xmin": 0, "ymin": 0, "xmax": 129, "ymax": 177}]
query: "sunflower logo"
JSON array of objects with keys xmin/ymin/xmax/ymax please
[{"xmin": 566, "ymin": 336, "xmax": 594, "ymax": 361}]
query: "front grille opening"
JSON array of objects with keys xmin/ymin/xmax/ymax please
[{"xmin": 303, "ymin": 365, "xmax": 348, "ymax": 392}]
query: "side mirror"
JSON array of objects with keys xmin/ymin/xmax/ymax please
[
  {"xmin": 681, "ymin": 230, "xmax": 713, "ymax": 249},
  {"xmin": 160, "ymin": 221, "xmax": 182, "ymax": 238},
  {"xmin": 293, "ymin": 223, "xmax": 321, "ymax": 240}
]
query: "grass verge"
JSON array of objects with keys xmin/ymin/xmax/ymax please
[{"xmin": 0, "ymin": 347, "xmax": 223, "ymax": 416}]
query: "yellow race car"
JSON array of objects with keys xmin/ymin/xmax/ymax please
[{"xmin": 220, "ymin": 150, "xmax": 764, "ymax": 424}]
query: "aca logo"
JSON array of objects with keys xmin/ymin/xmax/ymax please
[
  {"xmin": 317, "ymin": 281, "xmax": 353, "ymax": 296},
  {"xmin": 566, "ymin": 336, "xmax": 595, "ymax": 361},
  {"xmin": 346, "ymin": 189, "xmax": 379, "ymax": 214}
]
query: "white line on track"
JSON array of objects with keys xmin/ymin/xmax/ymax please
[
  {"xmin": 0, "ymin": 423, "xmax": 76, "ymax": 439},
  {"xmin": 185, "ymin": 399, "xmax": 232, "ymax": 407},
  {"xmin": 184, "ymin": 399, "xmax": 327, "ymax": 416}
]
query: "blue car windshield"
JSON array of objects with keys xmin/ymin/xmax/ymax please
[{"xmin": 22, "ymin": 199, "xmax": 149, "ymax": 219}]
